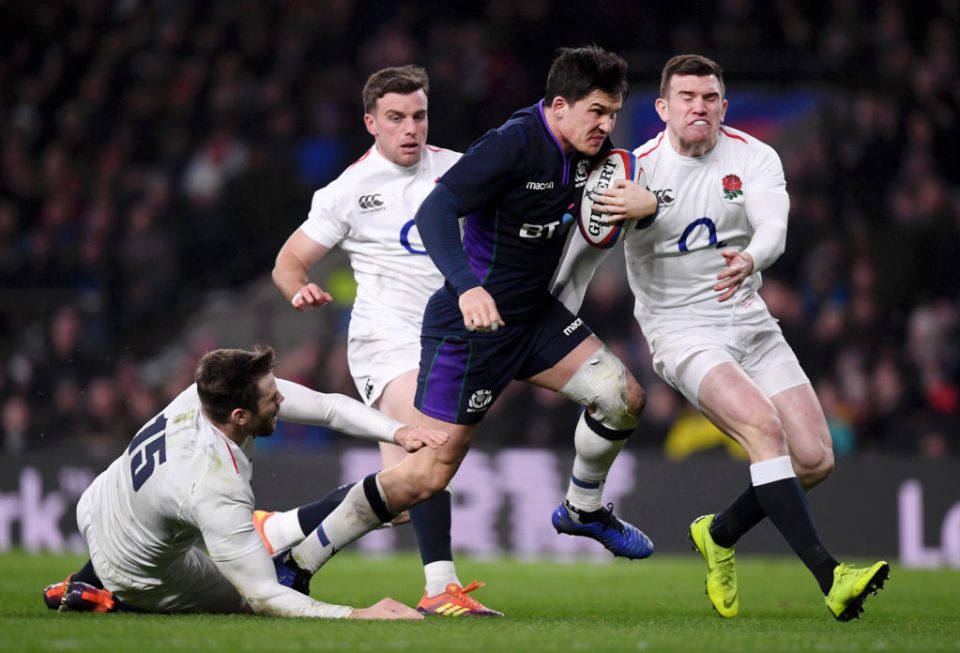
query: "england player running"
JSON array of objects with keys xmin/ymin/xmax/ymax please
[
  {"xmin": 42, "ymin": 346, "xmax": 445, "ymax": 618},
  {"xmin": 265, "ymin": 48, "xmax": 661, "ymax": 592},
  {"xmin": 271, "ymin": 65, "xmax": 500, "ymax": 616},
  {"xmin": 555, "ymin": 54, "xmax": 889, "ymax": 621}
]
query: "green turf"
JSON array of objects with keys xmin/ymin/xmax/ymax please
[{"xmin": 1, "ymin": 552, "xmax": 958, "ymax": 653}]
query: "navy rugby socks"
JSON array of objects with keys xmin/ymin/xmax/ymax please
[{"xmin": 750, "ymin": 456, "xmax": 838, "ymax": 594}]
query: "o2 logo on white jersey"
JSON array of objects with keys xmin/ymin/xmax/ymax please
[
  {"xmin": 466, "ymin": 389, "xmax": 493, "ymax": 413},
  {"xmin": 399, "ymin": 218, "xmax": 428, "ymax": 255},
  {"xmin": 677, "ymin": 217, "xmax": 727, "ymax": 252}
]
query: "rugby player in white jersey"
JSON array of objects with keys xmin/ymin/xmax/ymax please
[
  {"xmin": 42, "ymin": 346, "xmax": 447, "ymax": 617},
  {"xmin": 271, "ymin": 65, "xmax": 500, "ymax": 616},
  {"xmin": 553, "ymin": 54, "xmax": 888, "ymax": 621}
]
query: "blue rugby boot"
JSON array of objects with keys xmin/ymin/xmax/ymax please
[
  {"xmin": 274, "ymin": 552, "xmax": 312, "ymax": 595},
  {"xmin": 552, "ymin": 500, "xmax": 654, "ymax": 559}
]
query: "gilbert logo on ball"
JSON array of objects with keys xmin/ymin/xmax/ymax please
[{"xmin": 578, "ymin": 149, "xmax": 643, "ymax": 248}]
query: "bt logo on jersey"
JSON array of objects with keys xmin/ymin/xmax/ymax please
[
  {"xmin": 519, "ymin": 211, "xmax": 574, "ymax": 239},
  {"xmin": 520, "ymin": 222, "xmax": 562, "ymax": 239}
]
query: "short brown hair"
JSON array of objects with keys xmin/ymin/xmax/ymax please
[
  {"xmin": 362, "ymin": 65, "xmax": 429, "ymax": 113},
  {"xmin": 544, "ymin": 45, "xmax": 629, "ymax": 105},
  {"xmin": 660, "ymin": 54, "xmax": 725, "ymax": 98},
  {"xmin": 195, "ymin": 346, "xmax": 277, "ymax": 423}
]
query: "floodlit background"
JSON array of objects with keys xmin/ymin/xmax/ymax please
[{"xmin": 1, "ymin": 0, "xmax": 957, "ymax": 561}]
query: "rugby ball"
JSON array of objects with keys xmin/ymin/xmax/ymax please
[{"xmin": 578, "ymin": 149, "xmax": 644, "ymax": 249}]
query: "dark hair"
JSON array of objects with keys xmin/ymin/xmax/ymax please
[
  {"xmin": 195, "ymin": 346, "xmax": 277, "ymax": 423},
  {"xmin": 660, "ymin": 54, "xmax": 725, "ymax": 98},
  {"xmin": 543, "ymin": 45, "xmax": 629, "ymax": 105},
  {"xmin": 362, "ymin": 65, "xmax": 429, "ymax": 113}
]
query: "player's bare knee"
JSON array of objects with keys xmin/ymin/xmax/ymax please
[
  {"xmin": 416, "ymin": 465, "xmax": 455, "ymax": 500},
  {"xmin": 625, "ymin": 378, "xmax": 646, "ymax": 419},
  {"xmin": 796, "ymin": 449, "xmax": 834, "ymax": 488}
]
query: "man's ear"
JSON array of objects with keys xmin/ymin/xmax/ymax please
[
  {"xmin": 230, "ymin": 407, "xmax": 249, "ymax": 426},
  {"xmin": 655, "ymin": 98, "xmax": 669, "ymax": 123},
  {"xmin": 551, "ymin": 95, "xmax": 568, "ymax": 118},
  {"xmin": 364, "ymin": 113, "xmax": 378, "ymax": 138}
]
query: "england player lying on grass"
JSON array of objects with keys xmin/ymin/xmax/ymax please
[{"xmin": 42, "ymin": 346, "xmax": 446, "ymax": 619}]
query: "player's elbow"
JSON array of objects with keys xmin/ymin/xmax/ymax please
[
  {"xmin": 272, "ymin": 248, "xmax": 291, "ymax": 285},
  {"xmin": 270, "ymin": 260, "xmax": 285, "ymax": 289}
]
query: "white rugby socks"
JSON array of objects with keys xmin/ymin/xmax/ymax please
[
  {"xmin": 262, "ymin": 510, "xmax": 305, "ymax": 553},
  {"xmin": 291, "ymin": 474, "xmax": 394, "ymax": 573},
  {"xmin": 423, "ymin": 560, "xmax": 461, "ymax": 597},
  {"xmin": 566, "ymin": 411, "xmax": 630, "ymax": 513}
]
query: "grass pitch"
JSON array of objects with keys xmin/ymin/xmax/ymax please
[{"xmin": 1, "ymin": 551, "xmax": 958, "ymax": 653}]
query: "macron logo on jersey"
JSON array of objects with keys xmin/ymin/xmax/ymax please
[
  {"xmin": 526, "ymin": 181, "xmax": 555, "ymax": 190},
  {"xmin": 563, "ymin": 317, "xmax": 583, "ymax": 336}
]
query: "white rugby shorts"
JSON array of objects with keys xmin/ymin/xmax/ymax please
[
  {"xmin": 347, "ymin": 325, "xmax": 422, "ymax": 406},
  {"xmin": 643, "ymin": 295, "xmax": 809, "ymax": 408}
]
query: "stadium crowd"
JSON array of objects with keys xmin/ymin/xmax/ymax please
[{"xmin": 1, "ymin": 0, "xmax": 958, "ymax": 458}]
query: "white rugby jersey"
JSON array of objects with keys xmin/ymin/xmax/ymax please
[
  {"xmin": 81, "ymin": 384, "xmax": 262, "ymax": 589},
  {"xmin": 625, "ymin": 126, "xmax": 789, "ymax": 324},
  {"xmin": 79, "ymin": 380, "xmax": 402, "ymax": 617},
  {"xmin": 300, "ymin": 145, "xmax": 461, "ymax": 339}
]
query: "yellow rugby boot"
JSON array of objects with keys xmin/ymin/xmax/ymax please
[
  {"xmin": 689, "ymin": 514, "xmax": 739, "ymax": 618},
  {"xmin": 824, "ymin": 561, "xmax": 889, "ymax": 621}
]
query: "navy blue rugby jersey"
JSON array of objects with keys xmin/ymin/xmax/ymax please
[{"xmin": 437, "ymin": 101, "xmax": 611, "ymax": 322}]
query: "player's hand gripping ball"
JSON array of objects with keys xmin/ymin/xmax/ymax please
[{"xmin": 578, "ymin": 149, "xmax": 645, "ymax": 249}]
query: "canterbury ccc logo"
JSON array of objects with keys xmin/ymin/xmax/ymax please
[{"xmin": 358, "ymin": 194, "xmax": 383, "ymax": 209}]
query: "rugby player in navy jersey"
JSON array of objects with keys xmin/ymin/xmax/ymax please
[
  {"xmin": 408, "ymin": 44, "xmax": 660, "ymax": 558},
  {"xmin": 267, "ymin": 48, "xmax": 661, "ymax": 595}
]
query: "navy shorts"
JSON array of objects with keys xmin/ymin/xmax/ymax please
[{"xmin": 415, "ymin": 289, "xmax": 592, "ymax": 425}]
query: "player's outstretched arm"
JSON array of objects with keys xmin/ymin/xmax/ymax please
[
  {"xmin": 276, "ymin": 379, "xmax": 411, "ymax": 445},
  {"xmin": 273, "ymin": 229, "xmax": 334, "ymax": 310},
  {"xmin": 216, "ymin": 545, "xmax": 355, "ymax": 618},
  {"xmin": 350, "ymin": 597, "xmax": 424, "ymax": 620}
]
